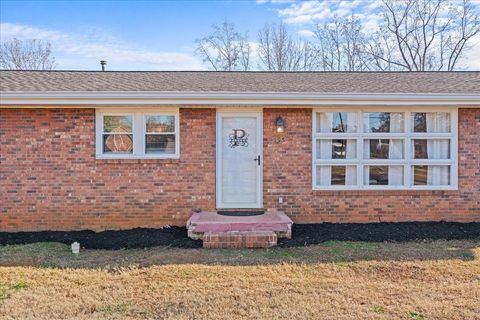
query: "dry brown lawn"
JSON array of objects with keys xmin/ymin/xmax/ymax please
[{"xmin": 1, "ymin": 240, "xmax": 479, "ymax": 320}]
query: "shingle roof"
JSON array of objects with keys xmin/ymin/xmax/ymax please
[{"xmin": 1, "ymin": 70, "xmax": 479, "ymax": 94}]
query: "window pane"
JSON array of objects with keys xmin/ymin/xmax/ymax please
[
  {"xmin": 103, "ymin": 134, "xmax": 133, "ymax": 153},
  {"xmin": 364, "ymin": 139, "xmax": 404, "ymax": 159},
  {"xmin": 145, "ymin": 134, "xmax": 176, "ymax": 154},
  {"xmin": 366, "ymin": 165, "xmax": 388, "ymax": 185},
  {"xmin": 412, "ymin": 113, "xmax": 427, "ymax": 132},
  {"xmin": 331, "ymin": 166, "xmax": 346, "ymax": 185},
  {"xmin": 103, "ymin": 116, "xmax": 132, "ymax": 133},
  {"xmin": 413, "ymin": 165, "xmax": 450, "ymax": 186},
  {"xmin": 413, "ymin": 139, "xmax": 450, "ymax": 159},
  {"xmin": 316, "ymin": 166, "xmax": 357, "ymax": 186},
  {"xmin": 316, "ymin": 112, "xmax": 357, "ymax": 133},
  {"xmin": 364, "ymin": 112, "xmax": 404, "ymax": 133},
  {"xmin": 145, "ymin": 115, "xmax": 175, "ymax": 133},
  {"xmin": 364, "ymin": 165, "xmax": 404, "ymax": 186},
  {"xmin": 316, "ymin": 139, "xmax": 357, "ymax": 159},
  {"xmin": 413, "ymin": 165, "xmax": 428, "ymax": 185},
  {"xmin": 412, "ymin": 112, "xmax": 450, "ymax": 133}
]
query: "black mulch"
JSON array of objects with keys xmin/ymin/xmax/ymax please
[
  {"xmin": 278, "ymin": 222, "xmax": 480, "ymax": 247},
  {"xmin": 0, "ymin": 222, "xmax": 479, "ymax": 250},
  {"xmin": 0, "ymin": 226, "xmax": 202, "ymax": 250}
]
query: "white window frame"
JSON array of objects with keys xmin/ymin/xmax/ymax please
[
  {"xmin": 312, "ymin": 107, "xmax": 458, "ymax": 190},
  {"xmin": 95, "ymin": 107, "xmax": 180, "ymax": 159}
]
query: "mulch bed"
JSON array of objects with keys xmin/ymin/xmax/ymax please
[
  {"xmin": 278, "ymin": 222, "xmax": 480, "ymax": 247},
  {"xmin": 0, "ymin": 226, "xmax": 202, "ymax": 250},
  {"xmin": 1, "ymin": 222, "xmax": 479, "ymax": 250}
]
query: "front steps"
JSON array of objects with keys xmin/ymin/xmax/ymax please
[
  {"xmin": 187, "ymin": 211, "xmax": 293, "ymax": 248},
  {"xmin": 203, "ymin": 231, "xmax": 277, "ymax": 249}
]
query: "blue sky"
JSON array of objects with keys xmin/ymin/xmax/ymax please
[{"xmin": 1, "ymin": 0, "xmax": 479, "ymax": 70}]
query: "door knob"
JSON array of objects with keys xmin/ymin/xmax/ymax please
[{"xmin": 253, "ymin": 155, "xmax": 261, "ymax": 166}]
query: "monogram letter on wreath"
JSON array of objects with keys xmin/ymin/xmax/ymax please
[{"xmin": 229, "ymin": 129, "xmax": 249, "ymax": 148}]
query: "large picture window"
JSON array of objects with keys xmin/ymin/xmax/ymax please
[
  {"xmin": 96, "ymin": 108, "xmax": 180, "ymax": 159},
  {"xmin": 312, "ymin": 108, "xmax": 457, "ymax": 190}
]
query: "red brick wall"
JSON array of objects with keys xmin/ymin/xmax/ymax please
[
  {"xmin": 1, "ymin": 107, "xmax": 479, "ymax": 232},
  {"xmin": 0, "ymin": 108, "xmax": 216, "ymax": 231},
  {"xmin": 263, "ymin": 108, "xmax": 480, "ymax": 223}
]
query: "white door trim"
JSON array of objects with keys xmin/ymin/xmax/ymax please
[{"xmin": 216, "ymin": 111, "xmax": 263, "ymax": 209}]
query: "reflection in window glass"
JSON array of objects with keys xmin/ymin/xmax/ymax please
[
  {"xmin": 145, "ymin": 134, "xmax": 176, "ymax": 154},
  {"xmin": 103, "ymin": 115, "xmax": 133, "ymax": 153},
  {"xmin": 364, "ymin": 112, "xmax": 404, "ymax": 133},
  {"xmin": 413, "ymin": 165, "xmax": 450, "ymax": 185},
  {"xmin": 368, "ymin": 139, "xmax": 389, "ymax": 159},
  {"xmin": 316, "ymin": 166, "xmax": 357, "ymax": 186},
  {"xmin": 364, "ymin": 139, "xmax": 404, "ymax": 159},
  {"xmin": 331, "ymin": 113, "xmax": 348, "ymax": 133},
  {"xmin": 103, "ymin": 116, "xmax": 132, "ymax": 133},
  {"xmin": 414, "ymin": 140, "xmax": 428, "ymax": 159},
  {"xmin": 331, "ymin": 166, "xmax": 346, "ymax": 185},
  {"xmin": 413, "ymin": 139, "xmax": 450, "ymax": 159},
  {"xmin": 413, "ymin": 113, "xmax": 427, "ymax": 132},
  {"xmin": 316, "ymin": 112, "xmax": 357, "ymax": 133},
  {"xmin": 365, "ymin": 166, "xmax": 404, "ymax": 186},
  {"xmin": 413, "ymin": 165, "xmax": 428, "ymax": 185},
  {"xmin": 103, "ymin": 134, "xmax": 133, "ymax": 153},
  {"xmin": 146, "ymin": 115, "xmax": 175, "ymax": 133},
  {"xmin": 367, "ymin": 165, "xmax": 389, "ymax": 185},
  {"xmin": 332, "ymin": 139, "xmax": 356, "ymax": 159},
  {"xmin": 316, "ymin": 139, "xmax": 357, "ymax": 160},
  {"xmin": 412, "ymin": 112, "xmax": 450, "ymax": 133}
]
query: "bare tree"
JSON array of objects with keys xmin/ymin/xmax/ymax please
[
  {"xmin": 342, "ymin": 15, "xmax": 370, "ymax": 71},
  {"xmin": 258, "ymin": 22, "xmax": 317, "ymax": 71},
  {"xmin": 314, "ymin": 15, "xmax": 370, "ymax": 71},
  {"xmin": 195, "ymin": 20, "xmax": 250, "ymax": 71},
  {"xmin": 314, "ymin": 19, "xmax": 342, "ymax": 71},
  {"xmin": 366, "ymin": 30, "xmax": 398, "ymax": 71},
  {"xmin": 367, "ymin": 0, "xmax": 480, "ymax": 71},
  {"xmin": 238, "ymin": 39, "xmax": 251, "ymax": 71},
  {"xmin": 0, "ymin": 38, "xmax": 56, "ymax": 70}
]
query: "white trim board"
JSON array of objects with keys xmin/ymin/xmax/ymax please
[{"xmin": 1, "ymin": 91, "xmax": 480, "ymax": 106}]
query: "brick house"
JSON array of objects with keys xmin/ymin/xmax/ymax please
[{"xmin": 1, "ymin": 71, "xmax": 479, "ymax": 233}]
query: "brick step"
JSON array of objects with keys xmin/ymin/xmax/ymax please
[
  {"xmin": 187, "ymin": 211, "xmax": 292, "ymax": 238},
  {"xmin": 203, "ymin": 231, "xmax": 277, "ymax": 249}
]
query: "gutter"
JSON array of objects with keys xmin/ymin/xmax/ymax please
[{"xmin": 1, "ymin": 91, "xmax": 479, "ymax": 106}]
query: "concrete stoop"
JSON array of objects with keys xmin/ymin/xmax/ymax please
[{"xmin": 187, "ymin": 211, "xmax": 293, "ymax": 249}]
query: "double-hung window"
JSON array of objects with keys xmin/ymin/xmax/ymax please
[
  {"xmin": 96, "ymin": 108, "xmax": 180, "ymax": 159},
  {"xmin": 312, "ymin": 108, "xmax": 457, "ymax": 190}
]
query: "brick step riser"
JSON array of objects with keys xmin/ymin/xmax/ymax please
[{"xmin": 203, "ymin": 231, "xmax": 277, "ymax": 249}]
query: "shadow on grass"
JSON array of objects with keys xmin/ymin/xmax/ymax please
[{"xmin": 0, "ymin": 239, "xmax": 478, "ymax": 269}]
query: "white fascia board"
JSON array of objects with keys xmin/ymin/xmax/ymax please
[{"xmin": 1, "ymin": 91, "xmax": 480, "ymax": 106}]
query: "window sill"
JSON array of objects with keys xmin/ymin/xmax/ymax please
[
  {"xmin": 312, "ymin": 186, "xmax": 458, "ymax": 192},
  {"xmin": 96, "ymin": 154, "xmax": 180, "ymax": 160}
]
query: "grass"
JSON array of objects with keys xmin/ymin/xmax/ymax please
[
  {"xmin": 0, "ymin": 279, "xmax": 28, "ymax": 302},
  {"xmin": 372, "ymin": 305, "xmax": 385, "ymax": 314},
  {"xmin": 101, "ymin": 301, "xmax": 130, "ymax": 314},
  {"xmin": 0, "ymin": 240, "xmax": 479, "ymax": 319},
  {"xmin": 408, "ymin": 311, "xmax": 426, "ymax": 320}
]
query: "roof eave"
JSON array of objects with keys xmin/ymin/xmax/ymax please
[{"xmin": 1, "ymin": 91, "xmax": 479, "ymax": 106}]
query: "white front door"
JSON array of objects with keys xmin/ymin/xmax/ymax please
[{"xmin": 216, "ymin": 111, "xmax": 263, "ymax": 209}]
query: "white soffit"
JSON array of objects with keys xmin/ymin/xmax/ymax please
[{"xmin": 1, "ymin": 91, "xmax": 480, "ymax": 107}]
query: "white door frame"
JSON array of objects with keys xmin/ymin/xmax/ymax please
[{"xmin": 216, "ymin": 110, "xmax": 263, "ymax": 209}]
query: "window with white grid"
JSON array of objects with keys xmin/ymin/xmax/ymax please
[
  {"xmin": 312, "ymin": 108, "xmax": 457, "ymax": 190},
  {"xmin": 96, "ymin": 108, "xmax": 180, "ymax": 159}
]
